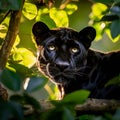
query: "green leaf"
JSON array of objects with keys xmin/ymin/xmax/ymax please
[
  {"xmin": 50, "ymin": 7, "xmax": 69, "ymax": 27},
  {"xmin": 22, "ymin": 2, "xmax": 37, "ymax": 20},
  {"xmin": 0, "ymin": 24, "xmax": 8, "ymax": 38},
  {"xmin": 25, "ymin": 76, "xmax": 48, "ymax": 92},
  {"xmin": 23, "ymin": 93, "xmax": 41, "ymax": 110},
  {"xmin": 41, "ymin": 104, "xmax": 75, "ymax": 120},
  {"xmin": 114, "ymin": 0, "xmax": 120, "ymax": 2},
  {"xmin": 105, "ymin": 75, "xmax": 120, "ymax": 87},
  {"xmin": 12, "ymin": 48, "xmax": 36, "ymax": 68},
  {"xmin": 113, "ymin": 108, "xmax": 120, "ymax": 120},
  {"xmin": 10, "ymin": 93, "xmax": 41, "ymax": 110},
  {"xmin": 0, "ymin": 101, "xmax": 23, "ymax": 120},
  {"xmin": 110, "ymin": 19, "xmax": 120, "ymax": 38},
  {"xmin": 8, "ymin": 63, "xmax": 34, "ymax": 78},
  {"xmin": 39, "ymin": 15, "xmax": 56, "ymax": 28},
  {"xmin": 62, "ymin": 107, "xmax": 74, "ymax": 120},
  {"xmin": 62, "ymin": 90, "xmax": 90, "ymax": 105},
  {"xmin": 10, "ymin": 94, "xmax": 24, "ymax": 104},
  {"xmin": 36, "ymin": 9, "xmax": 56, "ymax": 28},
  {"xmin": 92, "ymin": 0, "xmax": 114, "ymax": 4},
  {"xmin": 12, "ymin": 35, "xmax": 20, "ymax": 48},
  {"xmin": 51, "ymin": 90, "xmax": 90, "ymax": 108},
  {"xmin": 78, "ymin": 115, "xmax": 95, "ymax": 120},
  {"xmin": 9, "ymin": 101, "xmax": 23, "ymax": 120},
  {"xmin": 101, "ymin": 14, "xmax": 119, "ymax": 21},
  {"xmin": 110, "ymin": 6, "xmax": 120, "ymax": 16},
  {"xmin": 0, "ymin": 68, "xmax": 22, "ymax": 91},
  {"xmin": 0, "ymin": 0, "xmax": 22, "ymax": 11},
  {"xmin": 91, "ymin": 3, "xmax": 108, "ymax": 19},
  {"xmin": 105, "ymin": 28, "xmax": 120, "ymax": 42},
  {"xmin": 65, "ymin": 3, "xmax": 78, "ymax": 15}
]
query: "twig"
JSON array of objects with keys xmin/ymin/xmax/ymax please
[{"xmin": 0, "ymin": 10, "xmax": 11, "ymax": 24}]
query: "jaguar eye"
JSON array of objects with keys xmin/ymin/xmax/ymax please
[
  {"xmin": 71, "ymin": 47, "xmax": 79, "ymax": 53},
  {"xmin": 48, "ymin": 45, "xmax": 56, "ymax": 51}
]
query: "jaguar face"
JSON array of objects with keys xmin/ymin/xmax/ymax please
[{"xmin": 32, "ymin": 22, "xmax": 96, "ymax": 86}]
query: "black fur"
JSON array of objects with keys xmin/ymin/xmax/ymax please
[{"xmin": 32, "ymin": 22, "xmax": 120, "ymax": 99}]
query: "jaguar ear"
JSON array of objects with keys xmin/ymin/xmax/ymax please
[
  {"xmin": 32, "ymin": 22, "xmax": 50, "ymax": 45},
  {"xmin": 79, "ymin": 27, "xmax": 96, "ymax": 49}
]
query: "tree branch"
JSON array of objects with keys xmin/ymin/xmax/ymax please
[
  {"xmin": 40, "ymin": 99, "xmax": 120, "ymax": 113},
  {"xmin": 0, "ymin": 10, "xmax": 22, "ymax": 71},
  {"xmin": 24, "ymin": 99, "xmax": 120, "ymax": 116},
  {"xmin": 75, "ymin": 98, "xmax": 120, "ymax": 114},
  {"xmin": 0, "ymin": 0, "xmax": 25, "ymax": 101},
  {"xmin": 0, "ymin": 0, "xmax": 25, "ymax": 71}
]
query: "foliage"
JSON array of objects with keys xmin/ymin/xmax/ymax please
[
  {"xmin": 0, "ymin": 0, "xmax": 22, "ymax": 11},
  {"xmin": 0, "ymin": 0, "xmax": 120, "ymax": 120},
  {"xmin": 90, "ymin": 0, "xmax": 120, "ymax": 41},
  {"xmin": 41, "ymin": 90, "xmax": 90, "ymax": 120}
]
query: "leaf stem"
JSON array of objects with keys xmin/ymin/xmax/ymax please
[{"xmin": 0, "ymin": 10, "xmax": 11, "ymax": 24}]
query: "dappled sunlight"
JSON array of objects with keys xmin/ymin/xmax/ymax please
[
  {"xmin": 50, "ymin": 7, "xmax": 69, "ymax": 27},
  {"xmin": 22, "ymin": 2, "xmax": 37, "ymax": 20},
  {"xmin": 12, "ymin": 48, "xmax": 36, "ymax": 68}
]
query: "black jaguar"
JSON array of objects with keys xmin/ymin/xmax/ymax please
[{"xmin": 32, "ymin": 21, "xmax": 120, "ymax": 99}]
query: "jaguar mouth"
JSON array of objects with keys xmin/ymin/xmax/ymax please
[
  {"xmin": 47, "ymin": 73, "xmax": 68, "ymax": 86},
  {"xmin": 46, "ymin": 63, "xmax": 77, "ymax": 85},
  {"xmin": 54, "ymin": 75, "xmax": 68, "ymax": 85}
]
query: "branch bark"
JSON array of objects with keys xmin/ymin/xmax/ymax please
[
  {"xmin": 75, "ymin": 98, "xmax": 120, "ymax": 114},
  {"xmin": 24, "ymin": 99, "xmax": 120, "ymax": 116},
  {"xmin": 39, "ymin": 99, "xmax": 120, "ymax": 113}
]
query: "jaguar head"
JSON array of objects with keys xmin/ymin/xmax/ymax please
[{"xmin": 32, "ymin": 22, "xmax": 96, "ymax": 86}]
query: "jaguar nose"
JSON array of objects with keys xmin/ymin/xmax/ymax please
[{"xmin": 55, "ymin": 61, "xmax": 69, "ymax": 71}]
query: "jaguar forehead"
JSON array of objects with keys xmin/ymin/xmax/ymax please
[
  {"xmin": 53, "ymin": 28, "xmax": 79, "ymax": 41},
  {"xmin": 42, "ymin": 36, "xmax": 56, "ymax": 45}
]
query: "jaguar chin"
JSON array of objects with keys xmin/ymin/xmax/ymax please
[{"xmin": 32, "ymin": 21, "xmax": 120, "ymax": 100}]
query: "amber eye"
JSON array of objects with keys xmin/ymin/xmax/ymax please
[
  {"xmin": 71, "ymin": 47, "xmax": 79, "ymax": 53},
  {"xmin": 48, "ymin": 45, "xmax": 56, "ymax": 51}
]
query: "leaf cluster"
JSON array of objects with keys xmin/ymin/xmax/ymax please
[{"xmin": 90, "ymin": 0, "xmax": 120, "ymax": 41}]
